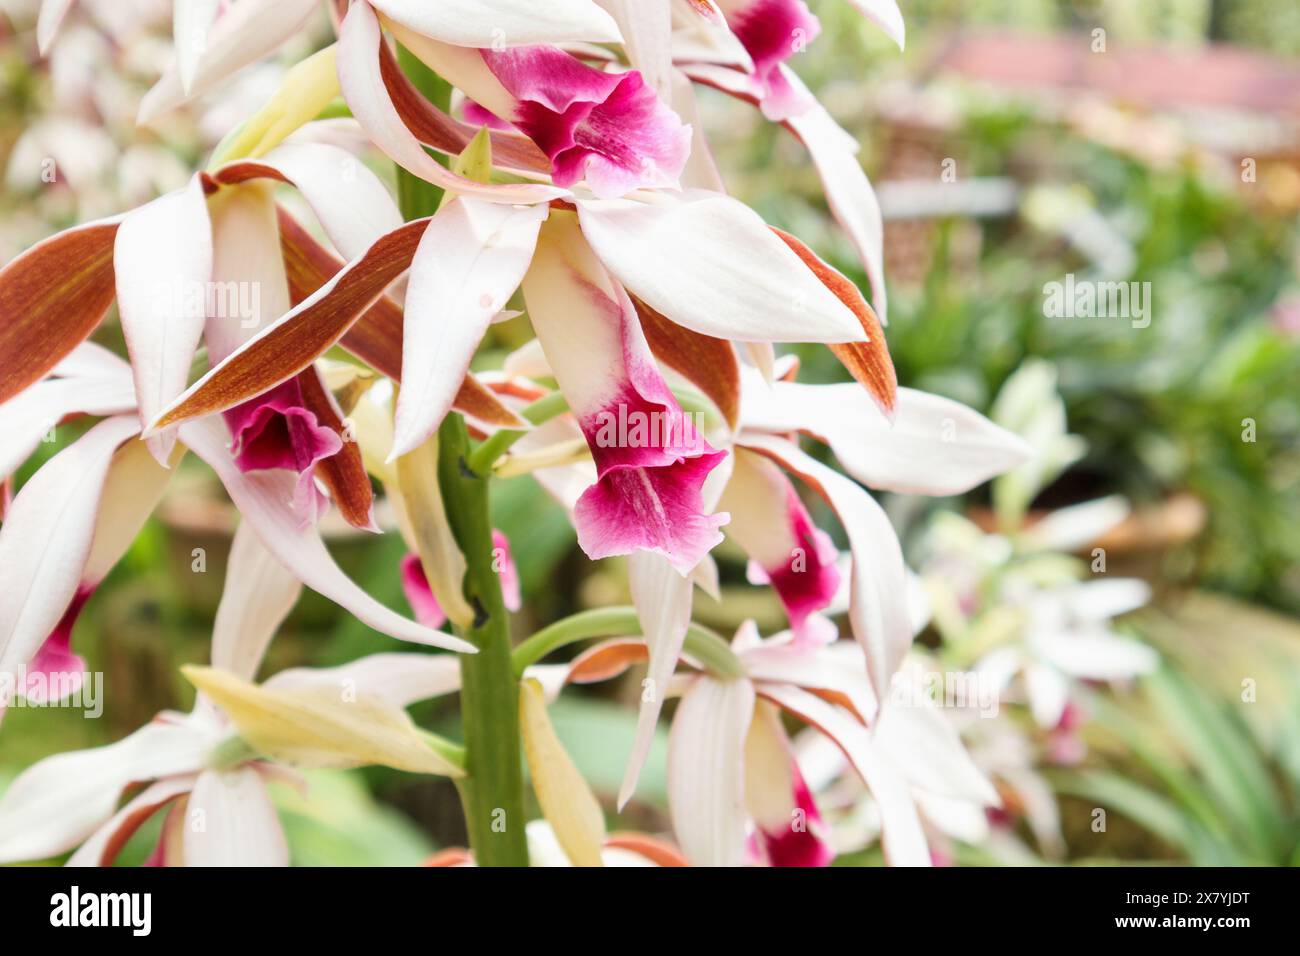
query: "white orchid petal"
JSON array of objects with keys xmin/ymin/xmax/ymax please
[
  {"xmin": 250, "ymin": 143, "xmax": 403, "ymax": 260},
  {"xmin": 0, "ymin": 416, "xmax": 139, "ymax": 684},
  {"xmin": 0, "ymin": 374, "xmax": 136, "ymax": 481},
  {"xmin": 391, "ymin": 198, "xmax": 546, "ymax": 459},
  {"xmin": 1032, "ymin": 628, "xmax": 1158, "ymax": 682},
  {"xmin": 668, "ymin": 676, "xmax": 754, "ymax": 866},
  {"xmin": 139, "ymin": 0, "xmax": 320, "ymax": 124},
  {"xmin": 266, "ymin": 652, "xmax": 462, "ymax": 710},
  {"xmin": 184, "ymin": 767, "xmax": 289, "ymax": 866},
  {"xmin": 1018, "ymin": 495, "xmax": 1130, "ymax": 553},
  {"xmin": 598, "ymin": 0, "xmax": 672, "ymax": 97},
  {"xmin": 622, "ymin": 551, "xmax": 694, "ymax": 809},
  {"xmin": 576, "ymin": 192, "xmax": 864, "ymax": 344},
  {"xmin": 211, "ymin": 521, "xmax": 303, "ymax": 682},
  {"xmin": 83, "ymin": 434, "xmax": 176, "ymax": 586},
  {"xmin": 1025, "ymin": 663, "xmax": 1070, "ymax": 728},
  {"xmin": 66, "ymin": 774, "xmax": 196, "ymax": 867},
  {"xmin": 760, "ymin": 683, "xmax": 929, "ymax": 866},
  {"xmin": 173, "ymin": 0, "xmax": 223, "ymax": 94},
  {"xmin": 876, "ymin": 701, "xmax": 999, "ymax": 805},
  {"xmin": 847, "ymin": 0, "xmax": 906, "ymax": 50},
  {"xmin": 36, "ymin": 0, "xmax": 77, "ymax": 54},
  {"xmin": 0, "ymin": 720, "xmax": 214, "ymax": 864},
  {"xmin": 114, "ymin": 174, "xmax": 212, "ymax": 463},
  {"xmin": 370, "ymin": 0, "xmax": 622, "ymax": 45},
  {"xmin": 52, "ymin": 341, "xmax": 132, "ymax": 380},
  {"xmin": 783, "ymin": 77, "xmax": 889, "ymax": 323},
  {"xmin": 742, "ymin": 379, "xmax": 1033, "ymax": 496},
  {"xmin": 738, "ymin": 433, "xmax": 912, "ymax": 700},
  {"xmin": 179, "ymin": 417, "xmax": 473, "ymax": 653}
]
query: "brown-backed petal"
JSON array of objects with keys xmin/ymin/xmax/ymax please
[
  {"xmin": 66, "ymin": 775, "xmax": 196, "ymax": 868},
  {"xmin": 277, "ymin": 208, "xmax": 526, "ymax": 429},
  {"xmin": 149, "ymin": 219, "xmax": 430, "ymax": 433},
  {"xmin": 567, "ymin": 639, "xmax": 650, "ymax": 684},
  {"xmin": 377, "ymin": 39, "xmax": 551, "ymax": 177},
  {"xmin": 337, "ymin": 1, "xmax": 562, "ymax": 205},
  {"xmin": 770, "ymin": 226, "xmax": 896, "ymax": 416},
  {"xmin": 295, "ymin": 366, "xmax": 376, "ymax": 530},
  {"xmin": 603, "ymin": 832, "xmax": 689, "ymax": 867},
  {"xmin": 634, "ymin": 295, "xmax": 739, "ymax": 431},
  {"xmin": 0, "ymin": 219, "xmax": 120, "ymax": 405}
]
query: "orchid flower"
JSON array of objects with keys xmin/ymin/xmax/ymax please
[
  {"xmin": 798, "ymin": 678, "xmax": 1063, "ymax": 865},
  {"xmin": 0, "ymin": 523, "xmax": 464, "ymax": 866},
  {"xmin": 973, "ymin": 576, "xmax": 1157, "ymax": 730},
  {"xmin": 919, "ymin": 362, "xmax": 1158, "ymax": 735},
  {"xmin": 0, "ymin": 0, "xmax": 1077, "ymax": 872},
  {"xmin": 424, "ymin": 820, "xmax": 689, "ymax": 867},
  {"xmin": 493, "ymin": 340, "xmax": 1029, "ymax": 807},
  {"xmin": 534, "ymin": 620, "xmax": 937, "ymax": 866},
  {"xmin": 0, "ymin": 341, "xmax": 470, "ymax": 727}
]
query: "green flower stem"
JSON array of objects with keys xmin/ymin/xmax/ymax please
[
  {"xmin": 512, "ymin": 606, "xmax": 746, "ymax": 680},
  {"xmin": 436, "ymin": 414, "xmax": 529, "ymax": 865},
  {"xmin": 466, "ymin": 390, "xmax": 570, "ymax": 476},
  {"xmin": 395, "ymin": 52, "xmax": 527, "ymax": 866}
]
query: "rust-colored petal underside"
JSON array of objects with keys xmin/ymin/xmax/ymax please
[
  {"xmin": 421, "ymin": 847, "xmax": 473, "ymax": 867},
  {"xmin": 151, "ymin": 217, "xmax": 433, "ymax": 432},
  {"xmin": 0, "ymin": 220, "xmax": 120, "ymax": 404},
  {"xmin": 604, "ymin": 832, "xmax": 689, "ymax": 867},
  {"xmin": 769, "ymin": 226, "xmax": 896, "ymax": 415},
  {"xmin": 278, "ymin": 208, "xmax": 525, "ymax": 429},
  {"xmin": 633, "ymin": 295, "xmax": 740, "ymax": 431},
  {"xmin": 377, "ymin": 39, "xmax": 552, "ymax": 176},
  {"xmin": 566, "ymin": 638, "xmax": 651, "ymax": 684},
  {"xmin": 295, "ymin": 365, "xmax": 375, "ymax": 530}
]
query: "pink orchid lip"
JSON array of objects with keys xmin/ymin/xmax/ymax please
[
  {"xmin": 400, "ymin": 553, "xmax": 447, "ymax": 630},
  {"xmin": 223, "ymin": 377, "xmax": 343, "ymax": 523},
  {"xmin": 401, "ymin": 530, "xmax": 521, "ymax": 628},
  {"xmin": 461, "ymin": 98, "xmax": 515, "ymax": 132},
  {"xmin": 748, "ymin": 486, "xmax": 841, "ymax": 642},
  {"xmin": 480, "ymin": 45, "xmax": 690, "ymax": 197},
  {"xmin": 9, "ymin": 586, "xmax": 92, "ymax": 708},
  {"xmin": 574, "ymin": 373, "xmax": 728, "ymax": 573},
  {"xmin": 757, "ymin": 768, "xmax": 834, "ymax": 867},
  {"xmin": 724, "ymin": 0, "xmax": 822, "ymax": 120}
]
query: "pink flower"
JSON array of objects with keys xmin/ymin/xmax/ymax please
[
  {"xmin": 480, "ymin": 45, "xmax": 690, "ymax": 197},
  {"xmin": 754, "ymin": 765, "xmax": 835, "ymax": 867},
  {"xmin": 724, "ymin": 448, "xmax": 841, "ymax": 644},
  {"xmin": 523, "ymin": 214, "xmax": 728, "ymax": 573},
  {"xmin": 720, "ymin": 0, "xmax": 822, "ymax": 120},
  {"xmin": 224, "ymin": 377, "xmax": 343, "ymax": 525},
  {"xmin": 401, "ymin": 530, "xmax": 522, "ymax": 628}
]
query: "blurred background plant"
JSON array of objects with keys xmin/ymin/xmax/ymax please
[{"xmin": 1, "ymin": 0, "xmax": 1297, "ymax": 865}]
